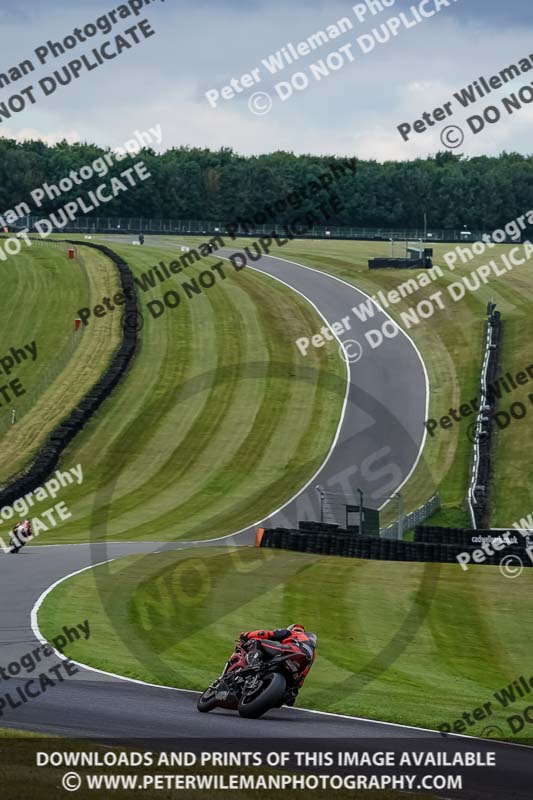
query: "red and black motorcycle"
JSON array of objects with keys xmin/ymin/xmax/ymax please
[{"xmin": 197, "ymin": 638, "xmax": 310, "ymax": 718}]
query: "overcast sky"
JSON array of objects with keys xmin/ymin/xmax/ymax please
[{"xmin": 1, "ymin": 0, "xmax": 531, "ymax": 160}]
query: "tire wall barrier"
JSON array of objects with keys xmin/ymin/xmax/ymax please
[
  {"xmin": 0, "ymin": 240, "xmax": 138, "ymax": 507},
  {"xmin": 259, "ymin": 526, "xmax": 533, "ymax": 567},
  {"xmin": 368, "ymin": 258, "xmax": 425, "ymax": 270}
]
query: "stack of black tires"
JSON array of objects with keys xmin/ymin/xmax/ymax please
[
  {"xmin": 259, "ymin": 523, "xmax": 532, "ymax": 567},
  {"xmin": 0, "ymin": 241, "xmax": 138, "ymax": 509}
]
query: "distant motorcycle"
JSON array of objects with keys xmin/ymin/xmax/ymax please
[
  {"xmin": 139, "ymin": 234, "xmax": 145, "ymax": 245},
  {"xmin": 197, "ymin": 638, "xmax": 310, "ymax": 718},
  {"xmin": 9, "ymin": 522, "xmax": 32, "ymax": 554}
]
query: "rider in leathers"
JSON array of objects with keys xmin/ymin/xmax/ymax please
[{"xmin": 239, "ymin": 624, "xmax": 317, "ymax": 705}]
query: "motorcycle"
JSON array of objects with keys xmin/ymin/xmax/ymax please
[
  {"xmin": 197, "ymin": 638, "xmax": 310, "ymax": 718},
  {"xmin": 9, "ymin": 532, "xmax": 26, "ymax": 554}
]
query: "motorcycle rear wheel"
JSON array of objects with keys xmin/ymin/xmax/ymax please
[
  {"xmin": 238, "ymin": 672, "xmax": 286, "ymax": 719},
  {"xmin": 197, "ymin": 687, "xmax": 218, "ymax": 713}
]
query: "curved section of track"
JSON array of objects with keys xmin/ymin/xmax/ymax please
[
  {"xmin": 219, "ymin": 246, "xmax": 429, "ymax": 536},
  {"xmin": 1, "ymin": 240, "xmax": 430, "ymax": 740},
  {"xmin": 5, "ymin": 543, "xmax": 434, "ymax": 739},
  {"xmin": 110, "ymin": 236, "xmax": 430, "ymax": 539}
]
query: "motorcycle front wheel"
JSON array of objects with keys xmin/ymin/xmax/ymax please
[
  {"xmin": 238, "ymin": 672, "xmax": 287, "ymax": 719},
  {"xmin": 197, "ymin": 687, "xmax": 218, "ymax": 713}
]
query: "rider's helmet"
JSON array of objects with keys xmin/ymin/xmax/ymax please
[
  {"xmin": 288, "ymin": 624, "xmax": 305, "ymax": 634},
  {"xmin": 15, "ymin": 520, "xmax": 31, "ymax": 540}
]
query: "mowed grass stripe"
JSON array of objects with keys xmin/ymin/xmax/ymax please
[
  {"xmin": 183, "ymin": 276, "xmax": 346, "ymax": 537},
  {"xmin": 38, "ymin": 547, "xmax": 533, "ymax": 741},
  {"xmin": 216, "ymin": 237, "xmax": 533, "ymax": 526},
  {"xmin": 38, "ymin": 242, "xmax": 344, "ymax": 542},
  {"xmin": 74, "ymin": 259, "xmax": 197, "ymax": 494},
  {"xmin": 90, "ymin": 263, "xmax": 336, "ymax": 539},
  {"xmin": 116, "ymin": 280, "xmax": 275, "ymax": 534},
  {"xmin": 0, "ymin": 245, "xmax": 121, "ymax": 481},
  {"xmin": 105, "ymin": 265, "xmax": 343, "ymax": 539},
  {"xmin": 51, "ymin": 245, "xmax": 199, "ymax": 519},
  {"xmin": 123, "ymin": 270, "xmax": 337, "ymax": 538},
  {"xmin": 77, "ymin": 257, "xmax": 247, "ymax": 538},
  {"xmin": 115, "ymin": 267, "xmax": 248, "ymax": 534}
]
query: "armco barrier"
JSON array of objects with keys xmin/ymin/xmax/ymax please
[
  {"xmin": 0, "ymin": 240, "xmax": 138, "ymax": 506},
  {"xmin": 468, "ymin": 303, "xmax": 503, "ymax": 529},
  {"xmin": 259, "ymin": 526, "xmax": 533, "ymax": 567},
  {"xmin": 380, "ymin": 493, "xmax": 440, "ymax": 539}
]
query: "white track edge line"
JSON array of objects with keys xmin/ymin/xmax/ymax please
[
  {"xmin": 28, "ymin": 560, "xmax": 458, "ymax": 731},
  {"xmin": 159, "ymin": 238, "xmax": 430, "ymax": 518},
  {"xmin": 187, "ymin": 252, "xmax": 352, "ymax": 539},
  {"xmin": 26, "ymin": 242, "xmax": 464, "ymax": 745},
  {"xmin": 30, "ymin": 555, "xmax": 533, "ymax": 750},
  {"xmin": 253, "ymin": 251, "xmax": 431, "ymax": 510}
]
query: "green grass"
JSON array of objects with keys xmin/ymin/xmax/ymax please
[
  {"xmin": 39, "ymin": 547, "xmax": 533, "ymax": 744},
  {"xmin": 45, "ymin": 233, "xmax": 533, "ymax": 528},
  {"xmin": 198, "ymin": 235, "xmax": 533, "ymax": 527},
  {"xmin": 16, "ymin": 240, "xmax": 345, "ymax": 543},
  {"xmin": 18, "ymin": 233, "xmax": 533, "ymax": 760},
  {"xmin": 0, "ymin": 241, "xmax": 121, "ymax": 482}
]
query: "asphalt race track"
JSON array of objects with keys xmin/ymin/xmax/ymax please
[
  {"xmin": 4, "ymin": 239, "xmax": 533, "ymax": 799},
  {"xmin": 222, "ymin": 244, "xmax": 429, "ymax": 532},
  {"xmin": 1, "ymin": 238, "xmax": 432, "ymax": 738},
  {"xmin": 0, "ymin": 540, "xmax": 436, "ymax": 740},
  {"xmin": 111, "ymin": 236, "xmax": 431, "ymax": 534}
]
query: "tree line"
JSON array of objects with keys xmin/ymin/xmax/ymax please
[{"xmin": 0, "ymin": 136, "xmax": 531, "ymax": 230}]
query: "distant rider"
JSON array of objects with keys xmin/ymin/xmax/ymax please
[
  {"xmin": 10, "ymin": 520, "xmax": 33, "ymax": 554},
  {"xmin": 239, "ymin": 624, "xmax": 317, "ymax": 705}
]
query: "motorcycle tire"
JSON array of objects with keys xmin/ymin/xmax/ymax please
[
  {"xmin": 197, "ymin": 687, "xmax": 218, "ymax": 713},
  {"xmin": 238, "ymin": 672, "xmax": 287, "ymax": 719}
]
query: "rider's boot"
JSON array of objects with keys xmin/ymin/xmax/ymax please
[{"xmin": 284, "ymin": 687, "xmax": 299, "ymax": 707}]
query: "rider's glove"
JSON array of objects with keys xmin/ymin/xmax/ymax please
[{"xmin": 239, "ymin": 632, "xmax": 249, "ymax": 643}]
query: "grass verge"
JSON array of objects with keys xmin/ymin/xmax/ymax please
[
  {"xmin": 39, "ymin": 547, "xmax": 533, "ymax": 745},
  {"xmin": 213, "ymin": 236, "xmax": 533, "ymax": 526},
  {"xmin": 0, "ymin": 241, "xmax": 121, "ymax": 482},
  {"xmin": 22, "ymin": 240, "xmax": 345, "ymax": 543}
]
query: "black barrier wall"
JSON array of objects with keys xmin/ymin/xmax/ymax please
[
  {"xmin": 0, "ymin": 240, "xmax": 138, "ymax": 507},
  {"xmin": 260, "ymin": 526, "xmax": 533, "ymax": 567},
  {"xmin": 368, "ymin": 258, "xmax": 426, "ymax": 269},
  {"xmin": 415, "ymin": 525, "xmax": 533, "ymax": 547}
]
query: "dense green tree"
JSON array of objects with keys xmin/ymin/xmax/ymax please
[{"xmin": 0, "ymin": 138, "xmax": 532, "ymax": 231}]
